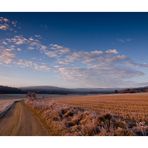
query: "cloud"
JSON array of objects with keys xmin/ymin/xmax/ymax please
[
  {"xmin": 53, "ymin": 47, "xmax": 147, "ymax": 87},
  {"xmin": 125, "ymin": 60, "xmax": 148, "ymax": 68},
  {"xmin": 0, "ymin": 36, "xmax": 51, "ymax": 72},
  {"xmin": 117, "ymin": 38, "xmax": 133, "ymax": 44},
  {"xmin": 0, "ymin": 17, "xmax": 17, "ymax": 31},
  {"xmin": 0, "ymin": 17, "xmax": 9, "ymax": 23},
  {"xmin": 6, "ymin": 36, "xmax": 30, "ymax": 45},
  {"xmin": 0, "ymin": 25, "xmax": 9, "ymax": 30},
  {"xmin": 105, "ymin": 49, "xmax": 118, "ymax": 54},
  {"xmin": 50, "ymin": 44, "xmax": 70, "ymax": 53},
  {"xmin": 3, "ymin": 36, "xmax": 71, "ymax": 62},
  {"xmin": 56, "ymin": 49, "xmax": 119, "ymax": 66},
  {"xmin": 56, "ymin": 49, "xmax": 125, "ymax": 66},
  {"xmin": 42, "ymin": 44, "xmax": 70, "ymax": 58},
  {"xmin": 11, "ymin": 36, "xmax": 27, "ymax": 45},
  {"xmin": 1, "ymin": 36, "xmax": 146, "ymax": 69},
  {"xmin": 57, "ymin": 66, "xmax": 144, "ymax": 88},
  {"xmin": 15, "ymin": 59, "xmax": 51, "ymax": 71},
  {"xmin": 16, "ymin": 48, "xmax": 22, "ymax": 52},
  {"xmin": 5, "ymin": 35, "xmax": 49, "ymax": 51},
  {"xmin": 0, "ymin": 34, "xmax": 147, "ymax": 88},
  {"xmin": 0, "ymin": 48, "xmax": 15, "ymax": 64},
  {"xmin": 136, "ymin": 82, "xmax": 148, "ymax": 87}
]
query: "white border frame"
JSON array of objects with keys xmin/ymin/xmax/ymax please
[
  {"xmin": 0, "ymin": 0, "xmax": 148, "ymax": 148},
  {"xmin": 0, "ymin": 0, "xmax": 148, "ymax": 12}
]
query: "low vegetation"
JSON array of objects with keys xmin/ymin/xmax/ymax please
[
  {"xmin": 56, "ymin": 93, "xmax": 148, "ymax": 122},
  {"xmin": 25, "ymin": 93, "xmax": 148, "ymax": 136}
]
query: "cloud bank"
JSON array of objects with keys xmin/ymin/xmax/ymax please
[{"xmin": 0, "ymin": 34, "xmax": 147, "ymax": 88}]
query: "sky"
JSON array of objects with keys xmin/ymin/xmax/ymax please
[{"xmin": 0, "ymin": 12, "xmax": 148, "ymax": 88}]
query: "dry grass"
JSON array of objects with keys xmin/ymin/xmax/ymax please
[
  {"xmin": 56, "ymin": 93, "xmax": 148, "ymax": 122},
  {"xmin": 25, "ymin": 93, "xmax": 148, "ymax": 136}
]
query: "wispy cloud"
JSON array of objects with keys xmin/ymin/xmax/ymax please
[
  {"xmin": 105, "ymin": 49, "xmax": 118, "ymax": 54},
  {"xmin": 42, "ymin": 44, "xmax": 70, "ymax": 58},
  {"xmin": 0, "ymin": 48, "xmax": 15, "ymax": 64},
  {"xmin": 0, "ymin": 17, "xmax": 17, "ymax": 31},
  {"xmin": 0, "ymin": 17, "xmax": 9, "ymax": 30},
  {"xmin": 57, "ymin": 67, "xmax": 144, "ymax": 88},
  {"xmin": 0, "ymin": 35, "xmax": 52, "ymax": 71},
  {"xmin": 117, "ymin": 38, "xmax": 133, "ymax": 44},
  {"xmin": 15, "ymin": 59, "xmax": 51, "ymax": 71},
  {"xmin": 56, "ymin": 51, "xmax": 144, "ymax": 87},
  {"xmin": 0, "ymin": 34, "xmax": 147, "ymax": 87}
]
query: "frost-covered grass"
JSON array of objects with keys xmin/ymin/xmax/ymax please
[
  {"xmin": 56, "ymin": 93, "xmax": 148, "ymax": 122},
  {"xmin": 25, "ymin": 97, "xmax": 148, "ymax": 136}
]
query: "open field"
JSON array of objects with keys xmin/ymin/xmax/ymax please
[
  {"xmin": 24, "ymin": 93, "xmax": 148, "ymax": 136},
  {"xmin": 55, "ymin": 93, "xmax": 148, "ymax": 122}
]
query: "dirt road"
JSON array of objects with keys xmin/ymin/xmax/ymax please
[{"xmin": 0, "ymin": 101, "xmax": 49, "ymax": 136}]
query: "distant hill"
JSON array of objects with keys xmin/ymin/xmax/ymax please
[
  {"xmin": 21, "ymin": 86, "xmax": 68, "ymax": 91},
  {"xmin": 117, "ymin": 86, "xmax": 148, "ymax": 93},
  {"xmin": 1, "ymin": 85, "xmax": 148, "ymax": 94},
  {"xmin": 20, "ymin": 86, "xmax": 114, "ymax": 94},
  {"xmin": 0, "ymin": 85, "xmax": 115, "ymax": 94},
  {"xmin": 21, "ymin": 86, "xmax": 72, "ymax": 94},
  {"xmin": 0, "ymin": 86, "xmax": 23, "ymax": 94},
  {"xmin": 73, "ymin": 88, "xmax": 115, "ymax": 93}
]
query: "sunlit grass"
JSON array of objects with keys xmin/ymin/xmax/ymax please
[{"xmin": 25, "ymin": 93, "xmax": 148, "ymax": 136}]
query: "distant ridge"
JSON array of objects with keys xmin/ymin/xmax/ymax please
[
  {"xmin": 0, "ymin": 85, "xmax": 23, "ymax": 94},
  {"xmin": 20, "ymin": 86, "xmax": 114, "ymax": 94},
  {"xmin": 118, "ymin": 86, "xmax": 148, "ymax": 93},
  {"xmin": 1, "ymin": 85, "xmax": 148, "ymax": 94},
  {"xmin": 1, "ymin": 85, "xmax": 113, "ymax": 94}
]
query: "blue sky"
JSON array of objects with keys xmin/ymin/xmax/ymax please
[{"xmin": 0, "ymin": 13, "xmax": 148, "ymax": 88}]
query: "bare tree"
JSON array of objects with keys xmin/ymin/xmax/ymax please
[{"xmin": 27, "ymin": 92, "xmax": 37, "ymax": 100}]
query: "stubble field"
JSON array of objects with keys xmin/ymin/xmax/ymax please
[
  {"xmin": 55, "ymin": 93, "xmax": 148, "ymax": 122},
  {"xmin": 25, "ymin": 93, "xmax": 148, "ymax": 136}
]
